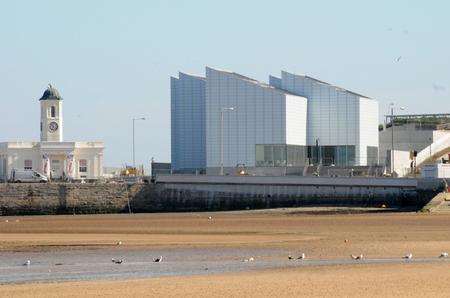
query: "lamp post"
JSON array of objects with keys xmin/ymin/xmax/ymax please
[
  {"xmin": 429, "ymin": 137, "xmax": 432, "ymax": 159},
  {"xmin": 220, "ymin": 107, "xmax": 236, "ymax": 175},
  {"xmin": 389, "ymin": 103, "xmax": 405, "ymax": 175},
  {"xmin": 132, "ymin": 117, "xmax": 146, "ymax": 167}
]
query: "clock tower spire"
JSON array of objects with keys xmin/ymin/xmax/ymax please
[{"xmin": 39, "ymin": 84, "xmax": 63, "ymax": 142}]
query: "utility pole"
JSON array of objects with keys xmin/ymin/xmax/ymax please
[{"xmin": 391, "ymin": 104, "xmax": 394, "ymax": 175}]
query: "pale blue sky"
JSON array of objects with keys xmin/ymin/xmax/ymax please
[{"xmin": 0, "ymin": 0, "xmax": 449, "ymax": 167}]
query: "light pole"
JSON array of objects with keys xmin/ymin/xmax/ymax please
[
  {"xmin": 389, "ymin": 103, "xmax": 405, "ymax": 175},
  {"xmin": 220, "ymin": 107, "xmax": 236, "ymax": 175},
  {"xmin": 429, "ymin": 137, "xmax": 432, "ymax": 159},
  {"xmin": 132, "ymin": 117, "xmax": 146, "ymax": 168}
]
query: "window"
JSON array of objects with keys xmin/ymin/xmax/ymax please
[
  {"xmin": 51, "ymin": 106, "xmax": 56, "ymax": 118},
  {"xmin": 79, "ymin": 159, "xmax": 87, "ymax": 173},
  {"xmin": 256, "ymin": 145, "xmax": 307, "ymax": 167},
  {"xmin": 24, "ymin": 160, "xmax": 32, "ymax": 170},
  {"xmin": 367, "ymin": 146, "xmax": 379, "ymax": 166}
]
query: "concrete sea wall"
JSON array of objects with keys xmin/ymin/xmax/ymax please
[{"xmin": 0, "ymin": 176, "xmax": 445, "ymax": 215}]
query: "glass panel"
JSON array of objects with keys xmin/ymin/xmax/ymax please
[
  {"xmin": 273, "ymin": 145, "xmax": 286, "ymax": 167},
  {"xmin": 255, "ymin": 145, "xmax": 264, "ymax": 167},
  {"xmin": 367, "ymin": 146, "xmax": 379, "ymax": 166}
]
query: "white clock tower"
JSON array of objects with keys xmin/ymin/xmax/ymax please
[{"xmin": 40, "ymin": 84, "xmax": 63, "ymax": 142}]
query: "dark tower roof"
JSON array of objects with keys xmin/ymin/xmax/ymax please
[{"xmin": 39, "ymin": 84, "xmax": 63, "ymax": 101}]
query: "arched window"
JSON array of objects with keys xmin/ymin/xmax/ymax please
[{"xmin": 51, "ymin": 106, "xmax": 56, "ymax": 118}]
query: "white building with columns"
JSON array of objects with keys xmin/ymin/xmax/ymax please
[{"xmin": 0, "ymin": 84, "xmax": 104, "ymax": 181}]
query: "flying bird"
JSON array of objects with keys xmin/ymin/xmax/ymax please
[
  {"xmin": 396, "ymin": 56, "xmax": 402, "ymax": 62},
  {"xmin": 433, "ymin": 84, "xmax": 446, "ymax": 92}
]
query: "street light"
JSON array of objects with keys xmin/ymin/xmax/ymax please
[
  {"xmin": 220, "ymin": 107, "xmax": 236, "ymax": 175},
  {"xmin": 132, "ymin": 117, "xmax": 146, "ymax": 167},
  {"xmin": 389, "ymin": 103, "xmax": 405, "ymax": 175}
]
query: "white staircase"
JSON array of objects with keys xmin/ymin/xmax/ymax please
[{"xmin": 416, "ymin": 134, "xmax": 450, "ymax": 168}]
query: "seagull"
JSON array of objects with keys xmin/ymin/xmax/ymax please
[
  {"xmin": 153, "ymin": 256, "xmax": 163, "ymax": 263},
  {"xmin": 208, "ymin": 216, "xmax": 213, "ymax": 220},
  {"xmin": 351, "ymin": 254, "xmax": 364, "ymax": 260},
  {"xmin": 288, "ymin": 255, "xmax": 294, "ymax": 260},
  {"xmin": 243, "ymin": 257, "xmax": 255, "ymax": 262},
  {"xmin": 439, "ymin": 252, "xmax": 448, "ymax": 258},
  {"xmin": 396, "ymin": 56, "xmax": 402, "ymax": 62},
  {"xmin": 403, "ymin": 253, "xmax": 413, "ymax": 260},
  {"xmin": 111, "ymin": 258, "xmax": 123, "ymax": 264},
  {"xmin": 297, "ymin": 253, "xmax": 306, "ymax": 260},
  {"xmin": 23, "ymin": 260, "xmax": 31, "ymax": 266},
  {"xmin": 116, "ymin": 241, "xmax": 122, "ymax": 246}
]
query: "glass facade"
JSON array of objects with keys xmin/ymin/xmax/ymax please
[
  {"xmin": 256, "ymin": 144, "xmax": 308, "ymax": 167},
  {"xmin": 307, "ymin": 145, "xmax": 355, "ymax": 166},
  {"xmin": 367, "ymin": 146, "xmax": 379, "ymax": 166},
  {"xmin": 256, "ymin": 144, "xmax": 356, "ymax": 167}
]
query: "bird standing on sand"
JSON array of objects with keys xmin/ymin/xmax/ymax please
[
  {"xmin": 116, "ymin": 241, "xmax": 122, "ymax": 246},
  {"xmin": 243, "ymin": 257, "xmax": 255, "ymax": 262},
  {"xmin": 288, "ymin": 255, "xmax": 294, "ymax": 260},
  {"xmin": 111, "ymin": 258, "xmax": 123, "ymax": 264},
  {"xmin": 24, "ymin": 260, "xmax": 31, "ymax": 266},
  {"xmin": 439, "ymin": 252, "xmax": 448, "ymax": 258},
  {"xmin": 153, "ymin": 256, "xmax": 163, "ymax": 263},
  {"xmin": 351, "ymin": 254, "xmax": 364, "ymax": 260},
  {"xmin": 297, "ymin": 253, "xmax": 306, "ymax": 260},
  {"xmin": 403, "ymin": 253, "xmax": 413, "ymax": 260},
  {"xmin": 208, "ymin": 216, "xmax": 213, "ymax": 220}
]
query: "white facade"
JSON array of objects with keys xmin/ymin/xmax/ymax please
[
  {"xmin": 270, "ymin": 71, "xmax": 379, "ymax": 166},
  {"xmin": 205, "ymin": 67, "xmax": 307, "ymax": 170},
  {"xmin": 171, "ymin": 66, "xmax": 379, "ymax": 174},
  {"xmin": 171, "ymin": 73, "xmax": 206, "ymax": 173},
  {"xmin": 0, "ymin": 85, "xmax": 104, "ymax": 181}
]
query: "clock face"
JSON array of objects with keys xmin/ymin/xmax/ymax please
[{"xmin": 48, "ymin": 121, "xmax": 59, "ymax": 132}]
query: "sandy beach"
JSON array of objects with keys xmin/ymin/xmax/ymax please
[{"xmin": 1, "ymin": 208, "xmax": 450, "ymax": 297}]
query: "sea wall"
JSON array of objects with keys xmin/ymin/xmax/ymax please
[
  {"xmin": 0, "ymin": 176, "xmax": 445, "ymax": 215},
  {"xmin": 0, "ymin": 183, "xmax": 131, "ymax": 215}
]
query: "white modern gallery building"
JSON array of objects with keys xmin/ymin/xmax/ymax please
[
  {"xmin": 171, "ymin": 67, "xmax": 379, "ymax": 174},
  {"xmin": 0, "ymin": 85, "xmax": 104, "ymax": 181}
]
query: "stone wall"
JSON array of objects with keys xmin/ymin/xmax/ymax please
[
  {"xmin": 0, "ymin": 178, "xmax": 442, "ymax": 215},
  {"xmin": 0, "ymin": 183, "xmax": 132, "ymax": 215}
]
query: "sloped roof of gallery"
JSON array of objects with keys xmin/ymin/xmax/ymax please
[
  {"xmin": 179, "ymin": 72, "xmax": 205, "ymax": 80},
  {"xmin": 280, "ymin": 70, "xmax": 372, "ymax": 99},
  {"xmin": 39, "ymin": 84, "xmax": 63, "ymax": 101}
]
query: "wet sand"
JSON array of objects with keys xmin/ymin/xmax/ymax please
[
  {"xmin": 1, "ymin": 209, "xmax": 450, "ymax": 297},
  {"xmin": 3, "ymin": 263, "xmax": 450, "ymax": 298}
]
